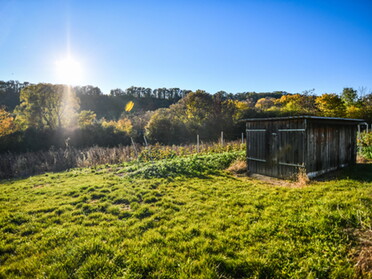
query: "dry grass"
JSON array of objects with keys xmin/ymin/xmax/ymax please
[
  {"xmin": 357, "ymin": 155, "xmax": 371, "ymax": 164},
  {"xmin": 240, "ymin": 167, "xmax": 311, "ymax": 188},
  {"xmin": 0, "ymin": 145, "xmax": 139, "ymax": 179},
  {"xmin": 246, "ymin": 174, "xmax": 296, "ymax": 187},
  {"xmin": 226, "ymin": 160, "xmax": 247, "ymax": 175},
  {"xmin": 0, "ymin": 141, "xmax": 244, "ymax": 179},
  {"xmin": 351, "ymin": 229, "xmax": 372, "ymax": 278},
  {"xmin": 295, "ymin": 167, "xmax": 310, "ymax": 187}
]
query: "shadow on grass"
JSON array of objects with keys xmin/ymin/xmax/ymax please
[
  {"xmin": 344, "ymin": 164, "xmax": 372, "ymax": 182},
  {"xmin": 314, "ymin": 163, "xmax": 372, "ymax": 182}
]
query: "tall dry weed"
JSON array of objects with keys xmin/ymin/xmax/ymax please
[{"xmin": 0, "ymin": 141, "xmax": 244, "ymax": 179}]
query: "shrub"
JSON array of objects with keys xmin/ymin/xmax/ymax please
[
  {"xmin": 358, "ymin": 132, "xmax": 372, "ymax": 160},
  {"xmin": 119, "ymin": 151, "xmax": 245, "ymax": 178}
]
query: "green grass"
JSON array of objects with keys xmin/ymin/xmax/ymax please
[{"xmin": 0, "ymin": 153, "xmax": 372, "ymax": 278}]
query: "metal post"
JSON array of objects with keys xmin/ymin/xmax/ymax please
[
  {"xmin": 197, "ymin": 134, "xmax": 200, "ymax": 153},
  {"xmin": 241, "ymin": 133, "xmax": 244, "ymax": 144},
  {"xmin": 221, "ymin": 131, "xmax": 224, "ymax": 146}
]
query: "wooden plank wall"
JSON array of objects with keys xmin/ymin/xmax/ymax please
[
  {"xmin": 246, "ymin": 119, "xmax": 306, "ymax": 179},
  {"xmin": 247, "ymin": 118, "xmax": 358, "ymax": 179},
  {"xmin": 305, "ymin": 121, "xmax": 357, "ymax": 174},
  {"xmin": 277, "ymin": 119, "xmax": 306, "ymax": 179}
]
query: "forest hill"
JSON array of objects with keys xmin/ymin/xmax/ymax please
[{"xmin": 0, "ymin": 80, "xmax": 371, "ymax": 153}]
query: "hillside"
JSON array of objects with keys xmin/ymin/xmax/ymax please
[{"xmin": 1, "ymin": 153, "xmax": 372, "ymax": 278}]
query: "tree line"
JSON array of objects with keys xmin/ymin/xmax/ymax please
[{"xmin": 0, "ymin": 80, "xmax": 371, "ymax": 153}]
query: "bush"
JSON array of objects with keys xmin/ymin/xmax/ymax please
[
  {"xmin": 358, "ymin": 131, "xmax": 372, "ymax": 147},
  {"xmin": 358, "ymin": 132, "xmax": 372, "ymax": 160},
  {"xmin": 360, "ymin": 146, "xmax": 372, "ymax": 160},
  {"xmin": 118, "ymin": 151, "xmax": 245, "ymax": 178}
]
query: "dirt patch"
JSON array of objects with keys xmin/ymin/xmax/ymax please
[
  {"xmin": 235, "ymin": 174, "xmax": 310, "ymax": 188},
  {"xmin": 249, "ymin": 174, "xmax": 299, "ymax": 187},
  {"xmin": 350, "ymin": 229, "xmax": 372, "ymax": 277}
]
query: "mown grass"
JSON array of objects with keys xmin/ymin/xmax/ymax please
[{"xmin": 0, "ymin": 153, "xmax": 372, "ymax": 278}]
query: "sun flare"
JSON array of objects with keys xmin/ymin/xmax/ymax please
[{"xmin": 55, "ymin": 56, "xmax": 83, "ymax": 85}]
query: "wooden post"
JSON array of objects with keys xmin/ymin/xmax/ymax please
[
  {"xmin": 197, "ymin": 134, "xmax": 200, "ymax": 153},
  {"xmin": 131, "ymin": 137, "xmax": 138, "ymax": 157}
]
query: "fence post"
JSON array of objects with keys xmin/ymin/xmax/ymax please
[
  {"xmin": 197, "ymin": 134, "xmax": 200, "ymax": 153},
  {"xmin": 241, "ymin": 133, "xmax": 244, "ymax": 144},
  {"xmin": 221, "ymin": 131, "xmax": 224, "ymax": 146},
  {"xmin": 131, "ymin": 137, "xmax": 138, "ymax": 157}
]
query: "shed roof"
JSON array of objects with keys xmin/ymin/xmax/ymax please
[{"xmin": 241, "ymin": 115, "xmax": 365, "ymax": 123}]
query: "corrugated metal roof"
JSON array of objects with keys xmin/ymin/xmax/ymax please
[{"xmin": 240, "ymin": 116, "xmax": 365, "ymax": 122}]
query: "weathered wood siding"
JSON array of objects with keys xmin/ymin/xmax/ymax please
[
  {"xmin": 246, "ymin": 119, "xmax": 306, "ymax": 179},
  {"xmin": 246, "ymin": 117, "xmax": 360, "ymax": 179},
  {"xmin": 305, "ymin": 120, "xmax": 357, "ymax": 178}
]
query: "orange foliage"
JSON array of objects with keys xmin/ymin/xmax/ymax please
[{"xmin": 0, "ymin": 108, "xmax": 17, "ymax": 137}]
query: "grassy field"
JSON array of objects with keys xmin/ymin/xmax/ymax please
[{"xmin": 1, "ymin": 152, "xmax": 372, "ymax": 278}]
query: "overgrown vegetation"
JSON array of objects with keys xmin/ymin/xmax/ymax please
[
  {"xmin": 0, "ymin": 151, "xmax": 371, "ymax": 278},
  {"xmin": 359, "ymin": 132, "xmax": 372, "ymax": 160},
  {"xmin": 0, "ymin": 141, "xmax": 244, "ymax": 179},
  {"xmin": 118, "ymin": 151, "xmax": 244, "ymax": 179}
]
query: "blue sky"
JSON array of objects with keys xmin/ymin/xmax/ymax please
[{"xmin": 1, "ymin": 0, "xmax": 372, "ymax": 95}]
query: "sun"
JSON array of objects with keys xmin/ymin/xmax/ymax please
[{"xmin": 55, "ymin": 56, "xmax": 83, "ymax": 85}]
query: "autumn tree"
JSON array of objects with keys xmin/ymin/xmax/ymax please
[
  {"xmin": 145, "ymin": 108, "xmax": 188, "ymax": 144},
  {"xmin": 359, "ymin": 93, "xmax": 372, "ymax": 122},
  {"xmin": 339, "ymin": 87, "xmax": 364, "ymax": 119},
  {"xmin": 315, "ymin": 94, "xmax": 346, "ymax": 117},
  {"xmin": 102, "ymin": 118, "xmax": 133, "ymax": 134},
  {"xmin": 341, "ymin": 87, "xmax": 358, "ymax": 106},
  {"xmin": 16, "ymin": 83, "xmax": 79, "ymax": 129},
  {"xmin": 182, "ymin": 90, "xmax": 213, "ymax": 123},
  {"xmin": 78, "ymin": 110, "xmax": 97, "ymax": 127},
  {"xmin": 0, "ymin": 107, "xmax": 18, "ymax": 137},
  {"xmin": 146, "ymin": 90, "xmax": 251, "ymax": 143},
  {"xmin": 255, "ymin": 97, "xmax": 276, "ymax": 110},
  {"xmin": 129, "ymin": 111, "xmax": 155, "ymax": 139},
  {"xmin": 277, "ymin": 94, "xmax": 317, "ymax": 115}
]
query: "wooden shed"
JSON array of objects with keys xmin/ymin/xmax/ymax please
[{"xmin": 243, "ymin": 116, "xmax": 364, "ymax": 179}]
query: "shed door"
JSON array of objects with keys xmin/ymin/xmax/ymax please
[
  {"xmin": 246, "ymin": 128, "xmax": 280, "ymax": 177},
  {"xmin": 246, "ymin": 129, "xmax": 267, "ymax": 163},
  {"xmin": 277, "ymin": 128, "xmax": 305, "ymax": 168},
  {"xmin": 246, "ymin": 124, "xmax": 306, "ymax": 178}
]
